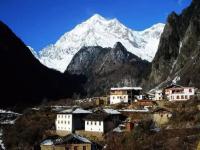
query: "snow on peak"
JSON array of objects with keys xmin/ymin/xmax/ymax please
[
  {"xmin": 38, "ymin": 14, "xmax": 165, "ymax": 72},
  {"xmin": 87, "ymin": 14, "xmax": 107, "ymax": 22},
  {"xmin": 27, "ymin": 46, "xmax": 38, "ymax": 59}
]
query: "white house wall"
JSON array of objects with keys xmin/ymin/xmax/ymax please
[
  {"xmin": 168, "ymin": 88, "xmax": 195, "ymax": 101},
  {"xmin": 110, "ymin": 95, "xmax": 128, "ymax": 104},
  {"xmin": 85, "ymin": 120, "xmax": 104, "ymax": 132},
  {"xmin": 55, "ymin": 114, "xmax": 73, "ymax": 132}
]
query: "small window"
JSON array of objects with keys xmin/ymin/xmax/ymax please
[
  {"xmin": 66, "ymin": 147, "xmax": 70, "ymax": 150},
  {"xmin": 99, "ymin": 121, "xmax": 101, "ymax": 125},
  {"xmin": 185, "ymin": 95, "xmax": 188, "ymax": 99},
  {"xmin": 95, "ymin": 121, "xmax": 96, "ymax": 125},
  {"xmin": 68, "ymin": 121, "xmax": 70, "ymax": 124},
  {"xmin": 58, "ymin": 121, "xmax": 59, "ymax": 124},
  {"xmin": 113, "ymin": 97, "xmax": 115, "ymax": 99},
  {"xmin": 181, "ymin": 95, "xmax": 184, "ymax": 99},
  {"xmin": 65, "ymin": 121, "xmax": 66, "ymax": 124},
  {"xmin": 177, "ymin": 96, "xmax": 179, "ymax": 99},
  {"xmin": 83, "ymin": 146, "xmax": 86, "ymax": 150},
  {"xmin": 74, "ymin": 146, "xmax": 78, "ymax": 150},
  {"xmin": 91, "ymin": 122, "xmax": 93, "ymax": 125},
  {"xmin": 61, "ymin": 121, "xmax": 63, "ymax": 124},
  {"xmin": 68, "ymin": 115, "xmax": 70, "ymax": 118},
  {"xmin": 189, "ymin": 89, "xmax": 192, "ymax": 92}
]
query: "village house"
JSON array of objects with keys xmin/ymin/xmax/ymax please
[
  {"xmin": 154, "ymin": 90, "xmax": 163, "ymax": 100},
  {"xmin": 109, "ymin": 87, "xmax": 143, "ymax": 104},
  {"xmin": 84, "ymin": 109, "xmax": 121, "ymax": 134},
  {"xmin": 164, "ymin": 84, "xmax": 195, "ymax": 101},
  {"xmin": 55, "ymin": 108, "xmax": 91, "ymax": 134},
  {"xmin": 136, "ymin": 99, "xmax": 157, "ymax": 108},
  {"xmin": 40, "ymin": 134, "xmax": 97, "ymax": 150},
  {"xmin": 93, "ymin": 97, "xmax": 109, "ymax": 106},
  {"xmin": 152, "ymin": 107, "xmax": 172, "ymax": 127}
]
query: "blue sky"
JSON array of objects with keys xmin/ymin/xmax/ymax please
[{"xmin": 0, "ymin": 0, "xmax": 192, "ymax": 51}]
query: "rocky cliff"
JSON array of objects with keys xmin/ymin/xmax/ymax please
[
  {"xmin": 66, "ymin": 42, "xmax": 150, "ymax": 96},
  {"xmin": 147, "ymin": 0, "xmax": 200, "ymax": 90}
]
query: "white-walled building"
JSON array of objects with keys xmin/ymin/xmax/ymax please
[
  {"xmin": 55, "ymin": 108, "xmax": 91, "ymax": 133},
  {"xmin": 110, "ymin": 87, "xmax": 143, "ymax": 104},
  {"xmin": 154, "ymin": 90, "xmax": 163, "ymax": 100},
  {"xmin": 165, "ymin": 86, "xmax": 195, "ymax": 101},
  {"xmin": 84, "ymin": 109, "xmax": 121, "ymax": 133}
]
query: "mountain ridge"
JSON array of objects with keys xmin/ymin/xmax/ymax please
[
  {"xmin": 38, "ymin": 14, "xmax": 164, "ymax": 72},
  {"xmin": 0, "ymin": 20, "xmax": 86, "ymax": 108},
  {"xmin": 145, "ymin": 0, "xmax": 200, "ymax": 90},
  {"xmin": 66, "ymin": 42, "xmax": 150, "ymax": 96}
]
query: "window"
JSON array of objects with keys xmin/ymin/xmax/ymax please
[
  {"xmin": 181, "ymin": 95, "xmax": 184, "ymax": 99},
  {"xmin": 65, "ymin": 121, "xmax": 66, "ymax": 124},
  {"xmin": 189, "ymin": 89, "xmax": 192, "ymax": 92},
  {"xmin": 74, "ymin": 146, "xmax": 78, "ymax": 150},
  {"xmin": 58, "ymin": 121, "xmax": 60, "ymax": 124},
  {"xmin": 87, "ymin": 121, "xmax": 89, "ymax": 125},
  {"xmin": 68, "ymin": 115, "xmax": 70, "ymax": 118},
  {"xmin": 99, "ymin": 121, "xmax": 101, "ymax": 125},
  {"xmin": 91, "ymin": 122, "xmax": 93, "ymax": 125},
  {"xmin": 68, "ymin": 121, "xmax": 70, "ymax": 124},
  {"xmin": 61, "ymin": 121, "xmax": 63, "ymax": 124},
  {"xmin": 117, "ymin": 96, "xmax": 119, "ymax": 99},
  {"xmin": 95, "ymin": 121, "xmax": 96, "ymax": 125},
  {"xmin": 185, "ymin": 95, "xmax": 188, "ymax": 99},
  {"xmin": 83, "ymin": 146, "xmax": 86, "ymax": 150},
  {"xmin": 66, "ymin": 147, "xmax": 70, "ymax": 150},
  {"xmin": 177, "ymin": 96, "xmax": 180, "ymax": 99},
  {"xmin": 113, "ymin": 97, "xmax": 115, "ymax": 99}
]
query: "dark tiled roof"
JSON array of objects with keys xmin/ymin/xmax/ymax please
[
  {"xmin": 54, "ymin": 134, "xmax": 91, "ymax": 145},
  {"xmin": 41, "ymin": 134, "xmax": 92, "ymax": 146},
  {"xmin": 84, "ymin": 111, "xmax": 110, "ymax": 121}
]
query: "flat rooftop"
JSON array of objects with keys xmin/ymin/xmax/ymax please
[{"xmin": 111, "ymin": 87, "xmax": 142, "ymax": 91}]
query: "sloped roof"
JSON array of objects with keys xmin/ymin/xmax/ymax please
[
  {"xmin": 55, "ymin": 134, "xmax": 91, "ymax": 145},
  {"xmin": 103, "ymin": 108, "xmax": 121, "ymax": 114},
  {"xmin": 59, "ymin": 108, "xmax": 91, "ymax": 114},
  {"xmin": 41, "ymin": 134, "xmax": 91, "ymax": 146},
  {"xmin": 84, "ymin": 111, "xmax": 110, "ymax": 121}
]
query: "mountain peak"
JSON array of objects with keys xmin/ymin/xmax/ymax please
[
  {"xmin": 87, "ymin": 14, "xmax": 106, "ymax": 22},
  {"xmin": 39, "ymin": 15, "xmax": 164, "ymax": 72},
  {"xmin": 113, "ymin": 42, "xmax": 126, "ymax": 50}
]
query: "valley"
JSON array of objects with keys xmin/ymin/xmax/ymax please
[{"xmin": 0, "ymin": 0, "xmax": 200, "ymax": 149}]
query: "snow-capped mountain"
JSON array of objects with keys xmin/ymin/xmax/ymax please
[
  {"xmin": 27, "ymin": 46, "xmax": 38, "ymax": 59},
  {"xmin": 39, "ymin": 14, "xmax": 165, "ymax": 72}
]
